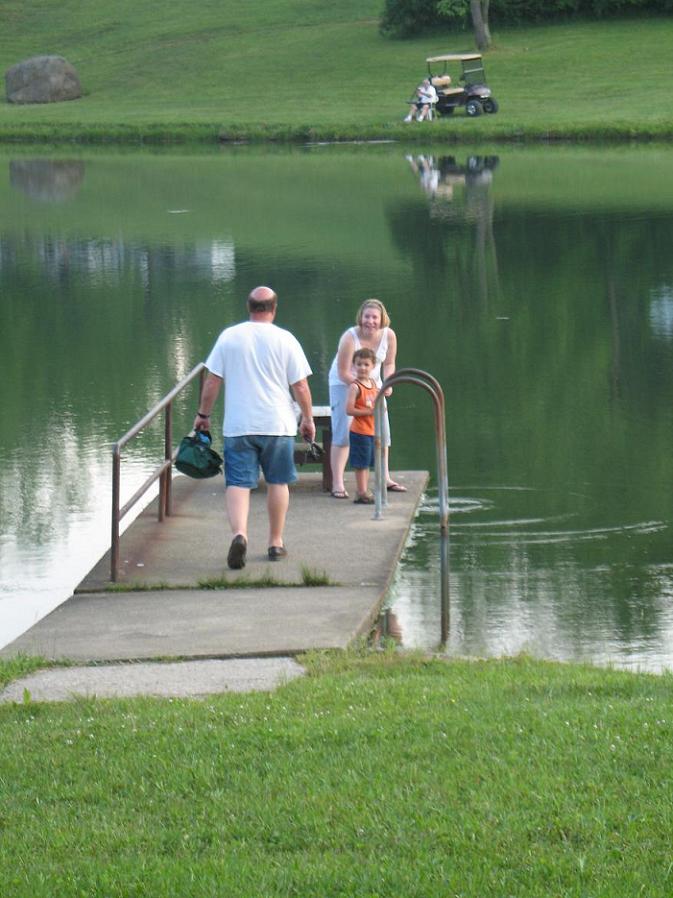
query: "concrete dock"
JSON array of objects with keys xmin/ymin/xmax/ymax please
[{"xmin": 1, "ymin": 471, "xmax": 428, "ymax": 665}]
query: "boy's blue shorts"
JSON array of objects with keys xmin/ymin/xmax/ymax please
[
  {"xmin": 224, "ymin": 435, "xmax": 297, "ymax": 488},
  {"xmin": 349, "ymin": 431, "xmax": 375, "ymax": 470}
]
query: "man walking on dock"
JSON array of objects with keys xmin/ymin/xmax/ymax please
[{"xmin": 194, "ymin": 286, "xmax": 315, "ymax": 569}]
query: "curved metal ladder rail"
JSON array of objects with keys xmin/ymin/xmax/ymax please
[{"xmin": 373, "ymin": 367, "xmax": 450, "ymax": 644}]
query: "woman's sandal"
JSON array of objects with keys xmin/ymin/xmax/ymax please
[
  {"xmin": 386, "ymin": 481, "xmax": 408, "ymax": 493},
  {"xmin": 331, "ymin": 489, "xmax": 349, "ymax": 499}
]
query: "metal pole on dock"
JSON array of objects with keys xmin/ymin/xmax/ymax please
[{"xmin": 374, "ymin": 368, "xmax": 450, "ymax": 645}]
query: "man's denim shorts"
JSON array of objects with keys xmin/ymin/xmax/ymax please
[
  {"xmin": 224, "ymin": 435, "xmax": 297, "ymax": 488},
  {"xmin": 349, "ymin": 431, "xmax": 375, "ymax": 470}
]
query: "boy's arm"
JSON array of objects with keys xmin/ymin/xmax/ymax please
[{"xmin": 346, "ymin": 383, "xmax": 362, "ymax": 417}]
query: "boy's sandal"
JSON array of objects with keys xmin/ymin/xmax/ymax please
[
  {"xmin": 354, "ymin": 493, "xmax": 375, "ymax": 505},
  {"xmin": 386, "ymin": 481, "xmax": 408, "ymax": 493},
  {"xmin": 331, "ymin": 489, "xmax": 349, "ymax": 499}
]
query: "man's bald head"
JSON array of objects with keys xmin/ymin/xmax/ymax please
[{"xmin": 247, "ymin": 286, "xmax": 277, "ymax": 316}]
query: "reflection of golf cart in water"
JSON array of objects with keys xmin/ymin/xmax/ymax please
[
  {"xmin": 406, "ymin": 154, "xmax": 499, "ymax": 199},
  {"xmin": 426, "ymin": 53, "xmax": 498, "ymax": 117}
]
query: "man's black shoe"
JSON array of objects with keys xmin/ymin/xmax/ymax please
[{"xmin": 227, "ymin": 534, "xmax": 247, "ymax": 570}]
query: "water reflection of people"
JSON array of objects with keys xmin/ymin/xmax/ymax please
[
  {"xmin": 406, "ymin": 155, "xmax": 442, "ymax": 197},
  {"xmin": 403, "ymin": 79, "xmax": 438, "ymax": 122},
  {"xmin": 406, "ymin": 154, "xmax": 499, "ymax": 201}
]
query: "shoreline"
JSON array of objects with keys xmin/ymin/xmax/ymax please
[{"xmin": 0, "ymin": 122, "xmax": 672, "ymax": 147}]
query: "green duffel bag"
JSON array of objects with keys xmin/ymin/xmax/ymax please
[{"xmin": 175, "ymin": 430, "xmax": 223, "ymax": 479}]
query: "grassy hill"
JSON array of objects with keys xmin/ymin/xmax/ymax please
[{"xmin": 0, "ymin": 1, "xmax": 672, "ymax": 142}]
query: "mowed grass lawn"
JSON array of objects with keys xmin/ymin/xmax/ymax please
[
  {"xmin": 0, "ymin": 1, "xmax": 672, "ymax": 140},
  {"xmin": 3, "ymin": 652, "xmax": 673, "ymax": 896}
]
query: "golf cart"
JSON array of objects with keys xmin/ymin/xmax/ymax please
[{"xmin": 426, "ymin": 53, "xmax": 498, "ymax": 117}]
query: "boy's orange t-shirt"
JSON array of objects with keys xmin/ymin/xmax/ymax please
[{"xmin": 350, "ymin": 379, "xmax": 378, "ymax": 436}]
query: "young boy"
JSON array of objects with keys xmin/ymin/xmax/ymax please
[{"xmin": 346, "ymin": 347, "xmax": 379, "ymax": 504}]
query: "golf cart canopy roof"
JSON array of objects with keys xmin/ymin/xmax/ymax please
[{"xmin": 426, "ymin": 54, "xmax": 482, "ymax": 63}]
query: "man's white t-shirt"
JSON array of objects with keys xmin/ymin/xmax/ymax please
[{"xmin": 205, "ymin": 321, "xmax": 312, "ymax": 437}]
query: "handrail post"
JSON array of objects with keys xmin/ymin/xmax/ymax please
[
  {"xmin": 374, "ymin": 399, "xmax": 387, "ymax": 520},
  {"xmin": 374, "ymin": 368, "xmax": 450, "ymax": 646},
  {"xmin": 164, "ymin": 400, "xmax": 173, "ymax": 519},
  {"xmin": 109, "ymin": 361, "xmax": 206, "ymax": 584},
  {"xmin": 111, "ymin": 444, "xmax": 121, "ymax": 582}
]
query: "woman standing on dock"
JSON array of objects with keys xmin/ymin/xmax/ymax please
[{"xmin": 327, "ymin": 298, "xmax": 406, "ymax": 499}]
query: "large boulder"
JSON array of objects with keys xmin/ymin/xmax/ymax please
[{"xmin": 5, "ymin": 55, "xmax": 82, "ymax": 104}]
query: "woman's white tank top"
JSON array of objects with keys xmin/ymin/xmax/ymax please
[{"xmin": 328, "ymin": 326, "xmax": 389, "ymax": 387}]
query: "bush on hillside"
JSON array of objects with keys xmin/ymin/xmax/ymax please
[
  {"xmin": 380, "ymin": 0, "xmax": 443, "ymax": 37},
  {"xmin": 381, "ymin": 0, "xmax": 673, "ymax": 37},
  {"xmin": 490, "ymin": 0, "xmax": 673, "ymax": 24}
]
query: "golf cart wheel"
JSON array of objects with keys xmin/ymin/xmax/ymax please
[
  {"xmin": 482, "ymin": 98, "xmax": 499, "ymax": 114},
  {"xmin": 465, "ymin": 99, "xmax": 483, "ymax": 117},
  {"xmin": 439, "ymin": 106, "xmax": 454, "ymax": 116}
]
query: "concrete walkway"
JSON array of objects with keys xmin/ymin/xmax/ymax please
[
  {"xmin": 0, "ymin": 658, "xmax": 306, "ymax": 703},
  {"xmin": 0, "ymin": 471, "xmax": 427, "ymax": 699}
]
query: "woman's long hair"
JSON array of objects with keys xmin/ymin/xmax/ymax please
[{"xmin": 355, "ymin": 298, "xmax": 391, "ymax": 329}]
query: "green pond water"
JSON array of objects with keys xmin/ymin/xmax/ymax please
[{"xmin": 1, "ymin": 143, "xmax": 673, "ymax": 668}]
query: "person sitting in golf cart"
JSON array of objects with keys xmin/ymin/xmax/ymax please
[{"xmin": 404, "ymin": 79, "xmax": 438, "ymax": 122}]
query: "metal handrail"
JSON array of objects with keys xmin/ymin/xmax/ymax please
[
  {"xmin": 373, "ymin": 367, "xmax": 450, "ymax": 644},
  {"xmin": 110, "ymin": 362, "xmax": 206, "ymax": 582}
]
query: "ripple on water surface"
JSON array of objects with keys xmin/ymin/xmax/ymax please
[{"xmin": 388, "ymin": 485, "xmax": 673, "ymax": 672}]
